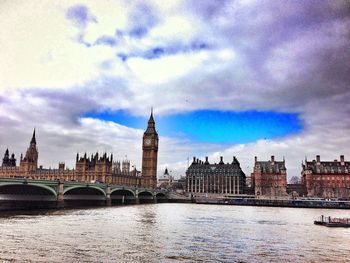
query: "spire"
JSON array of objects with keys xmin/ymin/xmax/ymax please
[
  {"xmin": 5, "ymin": 148, "xmax": 9, "ymax": 156},
  {"xmin": 30, "ymin": 129, "xmax": 36, "ymax": 144},
  {"xmin": 144, "ymin": 108, "xmax": 157, "ymax": 134},
  {"xmin": 148, "ymin": 107, "xmax": 155, "ymax": 124}
]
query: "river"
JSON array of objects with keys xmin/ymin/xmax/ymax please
[{"xmin": 0, "ymin": 204, "xmax": 349, "ymax": 262}]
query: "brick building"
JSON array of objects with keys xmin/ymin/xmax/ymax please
[
  {"xmin": 301, "ymin": 155, "xmax": 350, "ymax": 199},
  {"xmin": 251, "ymin": 156, "xmax": 287, "ymax": 197},
  {"xmin": 186, "ymin": 156, "xmax": 246, "ymax": 195}
]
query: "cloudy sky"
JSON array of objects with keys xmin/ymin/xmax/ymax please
[{"xmin": 0, "ymin": 0, "xmax": 349, "ymax": 179}]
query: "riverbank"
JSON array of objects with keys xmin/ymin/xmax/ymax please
[
  {"xmin": 194, "ymin": 197, "xmax": 350, "ymax": 209},
  {"xmin": 2, "ymin": 195, "xmax": 350, "ymax": 211}
]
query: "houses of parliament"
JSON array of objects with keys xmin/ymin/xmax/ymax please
[{"xmin": 0, "ymin": 111, "xmax": 159, "ymax": 189}]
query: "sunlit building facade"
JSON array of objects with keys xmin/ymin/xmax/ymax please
[
  {"xmin": 186, "ymin": 156, "xmax": 246, "ymax": 195},
  {"xmin": 251, "ymin": 156, "xmax": 287, "ymax": 197},
  {"xmin": 301, "ymin": 155, "xmax": 350, "ymax": 199}
]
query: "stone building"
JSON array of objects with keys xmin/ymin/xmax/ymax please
[
  {"xmin": 301, "ymin": 155, "xmax": 350, "ymax": 199},
  {"xmin": 0, "ymin": 111, "xmax": 159, "ymax": 189},
  {"xmin": 186, "ymin": 156, "xmax": 246, "ymax": 195},
  {"xmin": 157, "ymin": 168, "xmax": 174, "ymax": 189},
  {"xmin": 251, "ymin": 156, "xmax": 287, "ymax": 197}
]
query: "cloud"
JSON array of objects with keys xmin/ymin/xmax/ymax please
[
  {"xmin": 66, "ymin": 4, "xmax": 97, "ymax": 28},
  {"xmin": 0, "ymin": 0, "xmax": 350, "ymax": 180},
  {"xmin": 126, "ymin": 2, "xmax": 159, "ymax": 38},
  {"xmin": 95, "ymin": 35, "xmax": 118, "ymax": 46}
]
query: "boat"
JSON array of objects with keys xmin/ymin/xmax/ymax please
[{"xmin": 314, "ymin": 215, "xmax": 350, "ymax": 227}]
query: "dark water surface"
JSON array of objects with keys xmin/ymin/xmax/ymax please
[{"xmin": 0, "ymin": 204, "xmax": 349, "ymax": 262}]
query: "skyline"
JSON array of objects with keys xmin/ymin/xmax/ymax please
[{"xmin": 1, "ymin": 0, "xmax": 350, "ymax": 178}]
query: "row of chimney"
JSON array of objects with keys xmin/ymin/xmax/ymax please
[
  {"xmin": 193, "ymin": 155, "xmax": 347, "ymax": 166},
  {"xmin": 192, "ymin": 156, "xmax": 238, "ymax": 165},
  {"xmin": 315, "ymin": 155, "xmax": 345, "ymax": 165}
]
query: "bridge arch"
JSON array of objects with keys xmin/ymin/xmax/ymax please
[
  {"xmin": 0, "ymin": 183, "xmax": 57, "ymax": 197},
  {"xmin": 110, "ymin": 188, "xmax": 136, "ymax": 204},
  {"xmin": 63, "ymin": 185, "xmax": 106, "ymax": 206},
  {"xmin": 110, "ymin": 188, "xmax": 135, "ymax": 197},
  {"xmin": 63, "ymin": 186, "xmax": 106, "ymax": 196},
  {"xmin": 155, "ymin": 192, "xmax": 167, "ymax": 203},
  {"xmin": 138, "ymin": 190, "xmax": 155, "ymax": 204},
  {"xmin": 138, "ymin": 190, "xmax": 154, "ymax": 196}
]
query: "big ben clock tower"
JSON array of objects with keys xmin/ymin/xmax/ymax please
[{"xmin": 141, "ymin": 109, "xmax": 159, "ymax": 188}]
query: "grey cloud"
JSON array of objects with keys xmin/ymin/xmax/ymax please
[
  {"xmin": 0, "ymin": 83, "xmax": 141, "ymax": 169},
  {"xmin": 95, "ymin": 36, "xmax": 118, "ymax": 46},
  {"xmin": 1, "ymin": 0, "xmax": 350, "ymax": 177},
  {"xmin": 126, "ymin": 2, "xmax": 159, "ymax": 38},
  {"xmin": 66, "ymin": 4, "xmax": 97, "ymax": 28},
  {"xmin": 137, "ymin": 0, "xmax": 350, "ymax": 114}
]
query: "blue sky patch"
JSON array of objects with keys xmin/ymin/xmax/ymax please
[{"xmin": 84, "ymin": 110, "xmax": 303, "ymax": 144}]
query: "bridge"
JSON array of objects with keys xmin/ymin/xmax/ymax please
[{"xmin": 0, "ymin": 178, "xmax": 168, "ymax": 209}]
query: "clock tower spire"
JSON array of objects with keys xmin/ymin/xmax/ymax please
[{"xmin": 141, "ymin": 109, "xmax": 159, "ymax": 188}]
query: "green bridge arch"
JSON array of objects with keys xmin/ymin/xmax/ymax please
[
  {"xmin": 110, "ymin": 188, "xmax": 136, "ymax": 197},
  {"xmin": 138, "ymin": 190, "xmax": 155, "ymax": 197},
  {"xmin": 63, "ymin": 185, "xmax": 107, "ymax": 196},
  {"xmin": 0, "ymin": 182, "xmax": 58, "ymax": 197}
]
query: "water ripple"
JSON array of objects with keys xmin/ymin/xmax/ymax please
[{"xmin": 0, "ymin": 204, "xmax": 350, "ymax": 262}]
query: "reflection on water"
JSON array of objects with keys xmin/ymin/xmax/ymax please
[{"xmin": 1, "ymin": 204, "xmax": 350, "ymax": 262}]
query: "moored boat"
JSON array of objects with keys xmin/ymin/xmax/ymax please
[{"xmin": 314, "ymin": 215, "xmax": 350, "ymax": 227}]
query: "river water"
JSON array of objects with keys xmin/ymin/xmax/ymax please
[{"xmin": 0, "ymin": 204, "xmax": 349, "ymax": 262}]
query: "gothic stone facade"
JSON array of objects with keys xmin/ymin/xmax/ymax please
[
  {"xmin": 301, "ymin": 155, "xmax": 350, "ymax": 199},
  {"xmin": 251, "ymin": 156, "xmax": 287, "ymax": 197},
  {"xmin": 186, "ymin": 156, "xmax": 246, "ymax": 195},
  {"xmin": 141, "ymin": 110, "xmax": 159, "ymax": 189},
  {"xmin": 0, "ymin": 111, "xmax": 159, "ymax": 189}
]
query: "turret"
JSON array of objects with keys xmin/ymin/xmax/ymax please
[
  {"xmin": 20, "ymin": 129, "xmax": 39, "ymax": 172},
  {"xmin": 10, "ymin": 153, "xmax": 16, "ymax": 166},
  {"xmin": 2, "ymin": 148, "xmax": 10, "ymax": 167}
]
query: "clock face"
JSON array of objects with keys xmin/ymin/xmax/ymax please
[{"xmin": 144, "ymin": 138, "xmax": 152, "ymax": 146}]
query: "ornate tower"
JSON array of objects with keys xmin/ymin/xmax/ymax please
[
  {"xmin": 20, "ymin": 129, "xmax": 39, "ymax": 173},
  {"xmin": 141, "ymin": 109, "xmax": 159, "ymax": 188},
  {"xmin": 1, "ymin": 149, "xmax": 10, "ymax": 167}
]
